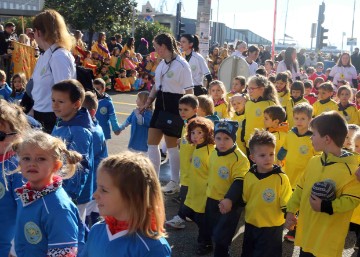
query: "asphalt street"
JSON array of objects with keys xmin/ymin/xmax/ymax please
[{"xmin": 107, "ymin": 89, "xmax": 358, "ymax": 257}]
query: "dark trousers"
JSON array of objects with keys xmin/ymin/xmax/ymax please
[
  {"xmin": 241, "ymin": 223, "xmax": 283, "ymax": 257},
  {"xmin": 33, "ymin": 110, "xmax": 57, "ymax": 134},
  {"xmin": 204, "ymin": 197, "xmax": 243, "ymax": 257},
  {"xmin": 299, "ymin": 249, "xmax": 316, "ymax": 257}
]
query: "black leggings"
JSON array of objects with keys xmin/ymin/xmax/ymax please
[{"xmin": 33, "ymin": 110, "xmax": 57, "ymax": 134}]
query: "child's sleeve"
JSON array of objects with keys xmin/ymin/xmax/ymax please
[
  {"xmin": 144, "ymin": 110, "xmax": 153, "ymax": 127},
  {"xmin": 321, "ymin": 178, "xmax": 360, "ymax": 215},
  {"xmin": 286, "ymin": 172, "xmax": 305, "ymax": 213},
  {"xmin": 119, "ymin": 112, "xmax": 134, "ymax": 131},
  {"xmin": 108, "ymin": 102, "xmax": 121, "ymax": 132},
  {"xmin": 280, "ymin": 174, "xmax": 293, "ymax": 212},
  {"xmin": 45, "ymin": 206, "xmax": 80, "ymax": 257},
  {"xmin": 277, "ymin": 136, "xmax": 288, "ymax": 161}
]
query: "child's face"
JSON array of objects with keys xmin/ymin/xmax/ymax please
[
  {"xmin": 291, "ymin": 90, "xmax": 302, "ymax": 99},
  {"xmin": 215, "ymin": 132, "xmax": 234, "ymax": 152},
  {"xmin": 263, "ymin": 113, "xmax": 279, "ymax": 129},
  {"xmin": 191, "ymin": 127, "xmax": 206, "ymax": 145},
  {"xmin": 344, "ymin": 129, "xmax": 356, "ymax": 150},
  {"xmin": 265, "ymin": 62, "xmax": 273, "ymax": 71},
  {"xmin": 210, "ymin": 85, "xmax": 223, "ymax": 101},
  {"xmin": 316, "ymin": 66, "xmax": 324, "ymax": 73},
  {"xmin": 94, "ymin": 168, "xmax": 128, "ymax": 220},
  {"xmin": 317, "ymin": 89, "xmax": 333, "ymax": 101},
  {"xmin": 310, "ymin": 128, "xmax": 327, "ymax": 152},
  {"xmin": 275, "ymin": 80, "xmax": 287, "ymax": 92},
  {"xmin": 197, "ymin": 107, "xmax": 207, "ymax": 117},
  {"xmin": 293, "ymin": 112, "xmax": 311, "ymax": 132},
  {"xmin": 248, "ymin": 82, "xmax": 264, "ymax": 100},
  {"xmin": 231, "ymin": 97, "xmax": 246, "ymax": 113},
  {"xmin": 120, "ymin": 71, "xmax": 126, "ymax": 78},
  {"xmin": 93, "ymin": 84, "xmax": 105, "ymax": 95},
  {"xmin": 13, "ymin": 77, "xmax": 23, "ymax": 91},
  {"xmin": 354, "ymin": 137, "xmax": 360, "ymax": 153},
  {"xmin": 136, "ymin": 96, "xmax": 144, "ymax": 108},
  {"xmin": 100, "ymin": 68, "xmax": 107, "ymax": 75},
  {"xmin": 250, "ymin": 145, "xmax": 275, "ymax": 173},
  {"xmin": 19, "ymin": 145, "xmax": 61, "ymax": 190},
  {"xmin": 231, "ymin": 79, "xmax": 243, "ymax": 93},
  {"xmin": 357, "ymin": 97, "xmax": 360, "ymax": 105},
  {"xmin": 51, "ymin": 91, "xmax": 80, "ymax": 121},
  {"xmin": 304, "ymin": 87, "xmax": 312, "ymax": 96},
  {"xmin": 338, "ymin": 89, "xmax": 351, "ymax": 104},
  {"xmin": 0, "ymin": 122, "xmax": 17, "ymax": 155},
  {"xmin": 114, "ymin": 49, "xmax": 120, "ymax": 56},
  {"xmin": 178, "ymin": 103, "xmax": 197, "ymax": 121},
  {"xmin": 125, "ymin": 51, "xmax": 130, "ymax": 57}
]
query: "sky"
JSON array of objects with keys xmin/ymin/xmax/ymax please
[{"xmin": 137, "ymin": 0, "xmax": 360, "ymax": 51}]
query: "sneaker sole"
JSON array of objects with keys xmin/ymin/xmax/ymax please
[
  {"xmin": 165, "ymin": 223, "xmax": 185, "ymax": 229},
  {"xmin": 162, "ymin": 190, "xmax": 180, "ymax": 195}
]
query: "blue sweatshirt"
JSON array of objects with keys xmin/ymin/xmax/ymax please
[
  {"xmin": 52, "ymin": 108, "xmax": 94, "ymax": 204},
  {"xmin": 9, "ymin": 90, "xmax": 25, "ymax": 105},
  {"xmin": 0, "ymin": 82, "xmax": 12, "ymax": 101},
  {"xmin": 95, "ymin": 93, "xmax": 120, "ymax": 140},
  {"xmin": 0, "ymin": 153, "xmax": 23, "ymax": 257},
  {"xmin": 119, "ymin": 109, "xmax": 152, "ymax": 152}
]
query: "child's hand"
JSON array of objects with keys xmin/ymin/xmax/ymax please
[
  {"xmin": 114, "ymin": 130, "xmax": 121, "ymax": 135},
  {"xmin": 309, "ymin": 194, "xmax": 322, "ymax": 212},
  {"xmin": 218, "ymin": 198, "xmax": 232, "ymax": 214},
  {"xmin": 356, "ymin": 167, "xmax": 360, "ymax": 182},
  {"xmin": 285, "ymin": 212, "xmax": 297, "ymax": 230},
  {"xmin": 277, "ymin": 160, "xmax": 285, "ymax": 167}
]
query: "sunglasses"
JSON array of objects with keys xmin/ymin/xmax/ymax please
[{"xmin": 0, "ymin": 131, "xmax": 17, "ymax": 141}]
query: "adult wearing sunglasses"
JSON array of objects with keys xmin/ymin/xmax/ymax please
[{"xmin": 25, "ymin": 9, "xmax": 76, "ymax": 133}]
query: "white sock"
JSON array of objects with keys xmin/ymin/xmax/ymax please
[
  {"xmin": 148, "ymin": 145, "xmax": 161, "ymax": 176},
  {"xmin": 167, "ymin": 147, "xmax": 180, "ymax": 184},
  {"xmin": 161, "ymin": 140, "xmax": 167, "ymax": 153}
]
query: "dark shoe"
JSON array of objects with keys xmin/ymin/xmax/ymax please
[{"xmin": 196, "ymin": 243, "xmax": 213, "ymax": 256}]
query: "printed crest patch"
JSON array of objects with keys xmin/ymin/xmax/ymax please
[
  {"xmin": 218, "ymin": 166, "xmax": 229, "ymax": 179},
  {"xmin": 167, "ymin": 71, "xmax": 174, "ymax": 78},
  {"xmin": 0, "ymin": 182, "xmax": 5, "ymax": 199},
  {"xmin": 255, "ymin": 108, "xmax": 262, "ymax": 117},
  {"xmin": 100, "ymin": 106, "xmax": 108, "ymax": 115},
  {"xmin": 299, "ymin": 145, "xmax": 309, "ymax": 155},
  {"xmin": 262, "ymin": 188, "xmax": 275, "ymax": 203},
  {"xmin": 191, "ymin": 65, "xmax": 197, "ymax": 71},
  {"xmin": 24, "ymin": 222, "xmax": 42, "ymax": 244},
  {"xmin": 193, "ymin": 157, "xmax": 201, "ymax": 168}
]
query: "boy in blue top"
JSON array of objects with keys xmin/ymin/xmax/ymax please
[
  {"xmin": 82, "ymin": 91, "xmax": 108, "ymax": 227},
  {"xmin": 0, "ymin": 69, "xmax": 12, "ymax": 101},
  {"xmin": 51, "ymin": 79, "xmax": 94, "ymax": 222},
  {"xmin": 93, "ymin": 78, "xmax": 121, "ymax": 140}
]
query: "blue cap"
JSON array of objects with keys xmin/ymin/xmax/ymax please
[{"xmin": 214, "ymin": 120, "xmax": 238, "ymax": 142}]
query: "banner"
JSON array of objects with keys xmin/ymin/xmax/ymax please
[{"xmin": 11, "ymin": 41, "xmax": 37, "ymax": 79}]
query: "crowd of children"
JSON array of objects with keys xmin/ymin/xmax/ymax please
[{"xmin": 3, "ymin": 46, "xmax": 360, "ymax": 257}]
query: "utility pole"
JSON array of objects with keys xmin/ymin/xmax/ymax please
[{"xmin": 351, "ymin": 0, "xmax": 356, "ymax": 52}]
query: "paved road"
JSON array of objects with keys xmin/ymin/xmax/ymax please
[{"xmin": 107, "ymin": 90, "xmax": 358, "ymax": 257}]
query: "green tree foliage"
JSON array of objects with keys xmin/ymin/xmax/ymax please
[{"xmin": 44, "ymin": 0, "xmax": 137, "ymax": 43}]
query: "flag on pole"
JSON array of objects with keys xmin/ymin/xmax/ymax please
[
  {"xmin": 284, "ymin": 33, "xmax": 293, "ymax": 39},
  {"xmin": 11, "ymin": 41, "xmax": 37, "ymax": 79}
]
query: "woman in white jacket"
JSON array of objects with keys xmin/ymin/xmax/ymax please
[{"xmin": 276, "ymin": 47, "xmax": 301, "ymax": 81}]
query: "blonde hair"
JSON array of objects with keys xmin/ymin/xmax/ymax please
[
  {"xmin": 197, "ymin": 95, "xmax": 214, "ymax": 116},
  {"xmin": 0, "ymin": 99, "xmax": 30, "ymax": 133},
  {"xmin": 228, "ymin": 93, "xmax": 249, "ymax": 115},
  {"xmin": 208, "ymin": 80, "xmax": 228, "ymax": 105},
  {"xmin": 98, "ymin": 152, "xmax": 166, "ymax": 239},
  {"xmin": 137, "ymin": 91, "xmax": 153, "ymax": 110},
  {"xmin": 11, "ymin": 130, "xmax": 82, "ymax": 179},
  {"xmin": 18, "ymin": 34, "xmax": 30, "ymax": 45},
  {"xmin": 33, "ymin": 9, "xmax": 74, "ymax": 50}
]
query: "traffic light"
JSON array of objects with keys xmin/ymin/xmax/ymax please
[
  {"xmin": 178, "ymin": 23, "xmax": 185, "ymax": 40},
  {"xmin": 319, "ymin": 26, "xmax": 329, "ymax": 49}
]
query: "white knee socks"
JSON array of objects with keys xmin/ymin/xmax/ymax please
[
  {"xmin": 167, "ymin": 147, "xmax": 180, "ymax": 184},
  {"xmin": 148, "ymin": 145, "xmax": 161, "ymax": 176}
]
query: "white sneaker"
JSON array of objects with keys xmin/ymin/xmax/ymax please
[
  {"xmin": 165, "ymin": 215, "xmax": 186, "ymax": 229},
  {"xmin": 162, "ymin": 180, "xmax": 180, "ymax": 195}
]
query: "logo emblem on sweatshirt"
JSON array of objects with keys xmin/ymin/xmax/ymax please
[
  {"xmin": 0, "ymin": 182, "xmax": 5, "ymax": 199},
  {"xmin": 191, "ymin": 65, "xmax": 197, "ymax": 72},
  {"xmin": 193, "ymin": 157, "xmax": 201, "ymax": 168},
  {"xmin": 255, "ymin": 108, "xmax": 262, "ymax": 117},
  {"xmin": 262, "ymin": 188, "xmax": 275, "ymax": 203},
  {"xmin": 299, "ymin": 145, "xmax": 309, "ymax": 155},
  {"xmin": 24, "ymin": 222, "xmax": 42, "ymax": 244},
  {"xmin": 167, "ymin": 71, "xmax": 174, "ymax": 78},
  {"xmin": 100, "ymin": 106, "xmax": 108, "ymax": 115},
  {"xmin": 218, "ymin": 166, "xmax": 229, "ymax": 179}
]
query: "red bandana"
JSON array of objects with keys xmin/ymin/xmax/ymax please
[
  {"xmin": 0, "ymin": 151, "xmax": 16, "ymax": 162},
  {"xmin": 105, "ymin": 215, "xmax": 159, "ymax": 235}
]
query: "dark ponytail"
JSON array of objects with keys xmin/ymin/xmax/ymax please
[
  {"xmin": 154, "ymin": 33, "xmax": 180, "ymax": 55},
  {"xmin": 181, "ymin": 34, "xmax": 200, "ymax": 52}
]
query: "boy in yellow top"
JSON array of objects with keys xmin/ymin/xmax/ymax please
[
  {"xmin": 162, "ymin": 95, "xmax": 198, "ymax": 197},
  {"xmin": 241, "ymin": 130, "xmax": 292, "ymax": 257},
  {"xmin": 312, "ymin": 82, "xmax": 338, "ymax": 117},
  {"xmin": 263, "ymin": 106, "xmax": 288, "ymax": 160},
  {"xmin": 286, "ymin": 81, "xmax": 309, "ymax": 129},
  {"xmin": 285, "ymin": 111, "xmax": 360, "ymax": 257},
  {"xmin": 205, "ymin": 120, "xmax": 250, "ymax": 257},
  {"xmin": 278, "ymin": 103, "xmax": 317, "ymax": 190}
]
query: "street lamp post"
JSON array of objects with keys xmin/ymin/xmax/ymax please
[{"xmin": 342, "ymin": 32, "xmax": 346, "ymax": 53}]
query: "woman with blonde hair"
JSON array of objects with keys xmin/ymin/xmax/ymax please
[{"xmin": 27, "ymin": 9, "xmax": 76, "ymax": 133}]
